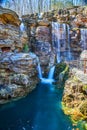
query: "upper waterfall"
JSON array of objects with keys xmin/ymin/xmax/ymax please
[{"xmin": 52, "ymin": 22, "xmax": 72, "ymax": 63}]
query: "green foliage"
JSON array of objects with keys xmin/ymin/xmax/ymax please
[
  {"xmin": 54, "ymin": 63, "xmax": 66, "ymax": 79},
  {"xmin": 23, "ymin": 44, "xmax": 29, "ymax": 53},
  {"xmin": 54, "ymin": 62, "xmax": 69, "ymax": 82}
]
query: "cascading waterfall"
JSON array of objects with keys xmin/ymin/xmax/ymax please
[
  {"xmin": 80, "ymin": 29, "xmax": 87, "ymax": 50},
  {"xmin": 67, "ymin": 24, "xmax": 72, "ymax": 61},
  {"xmin": 37, "ymin": 63, "xmax": 43, "ymax": 79},
  {"xmin": 41, "ymin": 66, "xmax": 55, "ymax": 83},
  {"xmin": 52, "ymin": 22, "xmax": 73, "ymax": 62},
  {"xmin": 37, "ymin": 60, "xmax": 55, "ymax": 83},
  {"xmin": 48, "ymin": 66, "xmax": 55, "ymax": 79},
  {"xmin": 20, "ymin": 22, "xmax": 25, "ymax": 32},
  {"xmin": 52, "ymin": 22, "xmax": 61, "ymax": 63}
]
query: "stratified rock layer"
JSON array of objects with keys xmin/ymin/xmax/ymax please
[
  {"xmin": 0, "ymin": 7, "xmax": 39, "ymax": 104},
  {"xmin": 0, "ymin": 52, "xmax": 39, "ymax": 104}
]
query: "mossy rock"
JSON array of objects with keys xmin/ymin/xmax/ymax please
[
  {"xmin": 54, "ymin": 63, "xmax": 67, "ymax": 79},
  {"xmin": 23, "ymin": 44, "xmax": 29, "ymax": 53},
  {"xmin": 79, "ymin": 101, "xmax": 87, "ymax": 117},
  {"xmin": 82, "ymin": 85, "xmax": 87, "ymax": 91},
  {"xmin": 54, "ymin": 63, "xmax": 69, "ymax": 83}
]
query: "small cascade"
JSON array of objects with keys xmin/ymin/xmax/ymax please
[
  {"xmin": 20, "ymin": 22, "xmax": 25, "ymax": 32},
  {"xmin": 67, "ymin": 24, "xmax": 72, "ymax": 61},
  {"xmin": 80, "ymin": 29, "xmax": 87, "ymax": 50},
  {"xmin": 37, "ymin": 60, "xmax": 55, "ymax": 83},
  {"xmin": 41, "ymin": 66, "xmax": 55, "ymax": 84},
  {"xmin": 48, "ymin": 66, "xmax": 55, "ymax": 79},
  {"xmin": 37, "ymin": 63, "xmax": 42, "ymax": 79}
]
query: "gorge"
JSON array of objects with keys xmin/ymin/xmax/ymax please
[{"xmin": 0, "ymin": 1, "xmax": 87, "ymax": 130}]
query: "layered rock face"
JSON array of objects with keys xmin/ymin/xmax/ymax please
[
  {"xmin": 0, "ymin": 52, "xmax": 39, "ymax": 104},
  {"xmin": 22, "ymin": 6, "xmax": 87, "ymax": 69},
  {"xmin": 34, "ymin": 26, "xmax": 53, "ymax": 65},
  {"xmin": 0, "ymin": 7, "xmax": 39, "ymax": 103},
  {"xmin": 23, "ymin": 15, "xmax": 55, "ymax": 74}
]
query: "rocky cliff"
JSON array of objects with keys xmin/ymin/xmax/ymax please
[
  {"xmin": 22, "ymin": 6, "xmax": 87, "ymax": 73},
  {"xmin": 0, "ymin": 7, "xmax": 39, "ymax": 104}
]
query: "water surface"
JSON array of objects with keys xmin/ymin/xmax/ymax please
[{"xmin": 0, "ymin": 83, "xmax": 75, "ymax": 130}]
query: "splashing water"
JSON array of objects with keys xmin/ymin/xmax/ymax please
[
  {"xmin": 20, "ymin": 22, "xmax": 25, "ymax": 32},
  {"xmin": 37, "ymin": 63, "xmax": 42, "ymax": 79},
  {"xmin": 48, "ymin": 66, "xmax": 55, "ymax": 79}
]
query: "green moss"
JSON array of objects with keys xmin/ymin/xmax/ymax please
[
  {"xmin": 72, "ymin": 76, "xmax": 79, "ymax": 82},
  {"xmin": 62, "ymin": 102, "xmax": 86, "ymax": 120},
  {"xmin": 82, "ymin": 85, "xmax": 87, "ymax": 91},
  {"xmin": 54, "ymin": 63, "xmax": 69, "ymax": 79},
  {"xmin": 80, "ymin": 121, "xmax": 87, "ymax": 130},
  {"xmin": 23, "ymin": 44, "xmax": 29, "ymax": 53}
]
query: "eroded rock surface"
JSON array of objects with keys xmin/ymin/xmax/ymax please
[
  {"xmin": 0, "ymin": 7, "xmax": 39, "ymax": 103},
  {"xmin": 62, "ymin": 68, "xmax": 87, "ymax": 122}
]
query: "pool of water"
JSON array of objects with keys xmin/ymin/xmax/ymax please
[{"xmin": 0, "ymin": 83, "xmax": 78, "ymax": 130}]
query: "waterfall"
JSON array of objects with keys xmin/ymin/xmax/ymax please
[
  {"xmin": 80, "ymin": 29, "xmax": 87, "ymax": 50},
  {"xmin": 48, "ymin": 66, "xmax": 55, "ymax": 79},
  {"xmin": 20, "ymin": 22, "xmax": 25, "ymax": 32},
  {"xmin": 67, "ymin": 24, "xmax": 72, "ymax": 61},
  {"xmin": 37, "ymin": 63, "xmax": 42, "ymax": 79},
  {"xmin": 52, "ymin": 22, "xmax": 61, "ymax": 63},
  {"xmin": 37, "ymin": 60, "xmax": 55, "ymax": 83},
  {"xmin": 41, "ymin": 66, "xmax": 55, "ymax": 84},
  {"xmin": 52, "ymin": 22, "xmax": 70, "ymax": 63}
]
